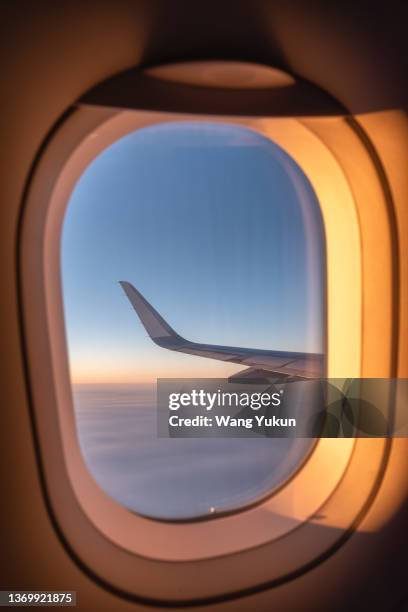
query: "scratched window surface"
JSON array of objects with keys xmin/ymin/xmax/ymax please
[{"xmin": 61, "ymin": 121, "xmax": 325, "ymax": 520}]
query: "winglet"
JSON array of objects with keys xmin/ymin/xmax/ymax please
[{"xmin": 119, "ymin": 281, "xmax": 186, "ymax": 348}]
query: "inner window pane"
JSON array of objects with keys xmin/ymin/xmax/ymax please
[{"xmin": 61, "ymin": 121, "xmax": 325, "ymax": 520}]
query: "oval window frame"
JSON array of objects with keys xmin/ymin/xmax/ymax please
[{"xmin": 19, "ymin": 79, "xmax": 394, "ymax": 603}]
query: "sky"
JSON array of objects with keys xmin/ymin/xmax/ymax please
[{"xmin": 61, "ymin": 121, "xmax": 325, "ymax": 384}]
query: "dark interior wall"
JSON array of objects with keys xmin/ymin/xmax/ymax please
[{"xmin": 0, "ymin": 1, "xmax": 407, "ymax": 609}]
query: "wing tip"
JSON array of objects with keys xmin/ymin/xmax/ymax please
[
  {"xmin": 119, "ymin": 280, "xmax": 130, "ymax": 288},
  {"xmin": 118, "ymin": 280, "xmax": 184, "ymax": 344}
]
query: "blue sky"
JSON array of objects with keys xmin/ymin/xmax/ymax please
[{"xmin": 61, "ymin": 121, "xmax": 325, "ymax": 383}]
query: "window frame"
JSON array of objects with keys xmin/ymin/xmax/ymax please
[{"xmin": 19, "ymin": 103, "xmax": 392, "ymax": 604}]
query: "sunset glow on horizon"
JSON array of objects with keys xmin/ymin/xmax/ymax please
[{"xmin": 70, "ymin": 358, "xmax": 243, "ymax": 385}]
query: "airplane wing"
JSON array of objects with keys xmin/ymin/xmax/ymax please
[{"xmin": 119, "ymin": 281, "xmax": 323, "ymax": 380}]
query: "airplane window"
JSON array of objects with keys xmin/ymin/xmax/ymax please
[{"xmin": 61, "ymin": 121, "xmax": 325, "ymax": 521}]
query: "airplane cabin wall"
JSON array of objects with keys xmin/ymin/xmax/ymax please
[{"xmin": 1, "ymin": 2, "xmax": 407, "ymax": 610}]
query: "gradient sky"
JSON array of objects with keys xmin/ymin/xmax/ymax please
[{"xmin": 61, "ymin": 121, "xmax": 325, "ymax": 383}]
